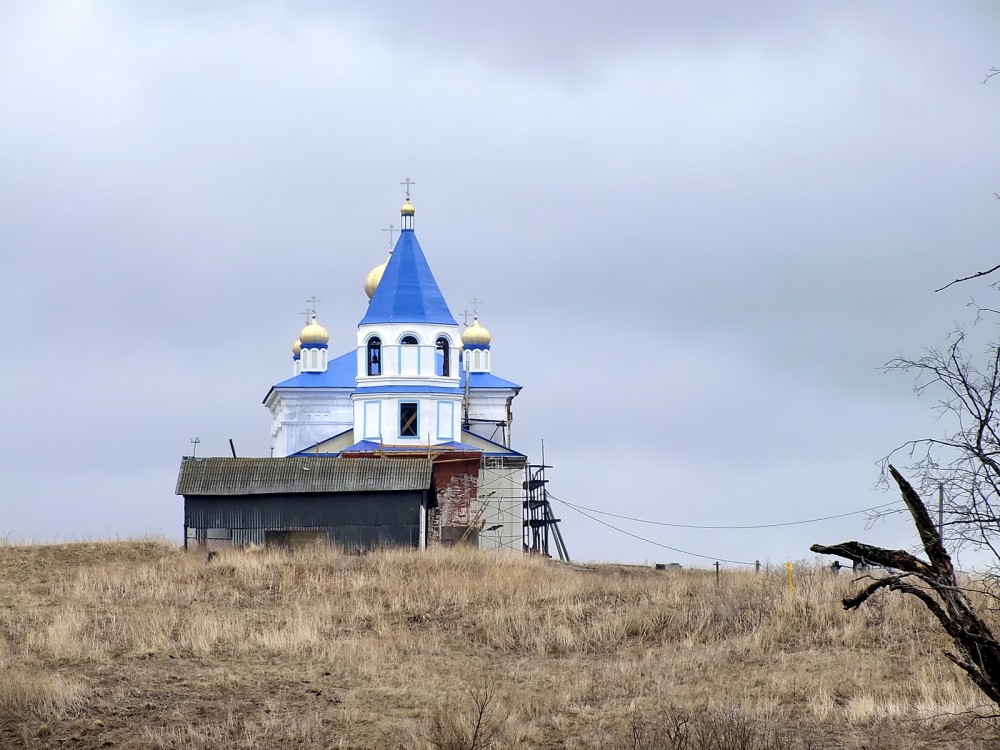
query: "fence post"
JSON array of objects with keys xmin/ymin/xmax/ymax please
[
  {"xmin": 755, "ymin": 560, "xmax": 761, "ymax": 574},
  {"xmin": 715, "ymin": 561, "xmax": 720, "ymax": 585}
]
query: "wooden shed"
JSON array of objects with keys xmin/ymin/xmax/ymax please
[{"xmin": 175, "ymin": 456, "xmax": 433, "ymax": 551}]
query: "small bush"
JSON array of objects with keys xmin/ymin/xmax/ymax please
[
  {"xmin": 425, "ymin": 680, "xmax": 508, "ymax": 750},
  {"xmin": 607, "ymin": 705, "xmax": 820, "ymax": 750}
]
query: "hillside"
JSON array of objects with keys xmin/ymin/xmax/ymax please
[{"xmin": 1, "ymin": 541, "xmax": 997, "ymax": 749}]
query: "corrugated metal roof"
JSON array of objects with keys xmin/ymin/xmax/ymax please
[{"xmin": 175, "ymin": 457, "xmax": 433, "ymax": 496}]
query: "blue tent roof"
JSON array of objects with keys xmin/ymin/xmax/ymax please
[{"xmin": 359, "ymin": 230, "xmax": 457, "ymax": 326}]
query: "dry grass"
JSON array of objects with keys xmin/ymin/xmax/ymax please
[{"xmin": 0, "ymin": 540, "xmax": 998, "ymax": 748}]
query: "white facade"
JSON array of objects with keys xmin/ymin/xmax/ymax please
[
  {"xmin": 353, "ymin": 322, "xmax": 463, "ymax": 446},
  {"xmin": 464, "ymin": 388, "xmax": 517, "ymax": 446},
  {"xmin": 351, "ymin": 394, "xmax": 463, "ymax": 445},
  {"xmin": 266, "ymin": 388, "xmax": 353, "ymax": 457},
  {"xmin": 355, "ymin": 323, "xmax": 460, "ymax": 386}
]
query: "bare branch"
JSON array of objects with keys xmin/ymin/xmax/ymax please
[
  {"xmin": 936, "ymin": 264, "xmax": 1000, "ymax": 293},
  {"xmin": 809, "ymin": 541, "xmax": 932, "ymax": 578}
]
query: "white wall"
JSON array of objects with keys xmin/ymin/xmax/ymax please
[
  {"xmin": 355, "ymin": 323, "xmax": 460, "ymax": 386},
  {"xmin": 352, "ymin": 394, "xmax": 463, "ymax": 445},
  {"xmin": 477, "ymin": 463, "xmax": 524, "ymax": 554},
  {"xmin": 267, "ymin": 388, "xmax": 354, "ymax": 456}
]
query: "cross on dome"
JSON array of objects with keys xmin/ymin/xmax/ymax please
[
  {"xmin": 400, "ymin": 177, "xmax": 416, "ymax": 200},
  {"xmin": 381, "ymin": 223, "xmax": 397, "ymax": 249}
]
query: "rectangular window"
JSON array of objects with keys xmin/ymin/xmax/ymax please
[{"xmin": 400, "ymin": 402, "xmax": 418, "ymax": 437}]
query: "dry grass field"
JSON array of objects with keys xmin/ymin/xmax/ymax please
[{"xmin": 1, "ymin": 540, "xmax": 999, "ymax": 749}]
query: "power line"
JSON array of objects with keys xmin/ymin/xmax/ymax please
[
  {"xmin": 550, "ymin": 494, "xmax": 756, "ymax": 566},
  {"xmin": 556, "ymin": 497, "xmax": 903, "ymax": 530}
]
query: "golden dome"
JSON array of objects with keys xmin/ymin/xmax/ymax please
[
  {"xmin": 299, "ymin": 314, "xmax": 329, "ymax": 346},
  {"xmin": 461, "ymin": 316, "xmax": 492, "ymax": 347},
  {"xmin": 292, "ymin": 339, "xmax": 302, "ymax": 357},
  {"xmin": 365, "ymin": 258, "xmax": 389, "ymax": 299},
  {"xmin": 401, "ymin": 200, "xmax": 415, "ymax": 216}
]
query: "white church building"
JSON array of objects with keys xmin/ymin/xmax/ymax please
[{"xmin": 261, "ymin": 195, "xmax": 528, "ymax": 553}]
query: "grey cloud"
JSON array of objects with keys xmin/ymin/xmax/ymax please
[{"xmin": 1, "ymin": 1, "xmax": 997, "ymax": 564}]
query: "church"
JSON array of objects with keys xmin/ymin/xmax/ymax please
[{"xmin": 177, "ymin": 189, "xmax": 568, "ymax": 556}]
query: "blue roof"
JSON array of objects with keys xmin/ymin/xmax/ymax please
[
  {"xmin": 460, "ymin": 430, "xmax": 527, "ymax": 458},
  {"xmin": 265, "ymin": 350, "xmax": 521, "ymax": 399},
  {"xmin": 359, "ymin": 230, "xmax": 458, "ymax": 326},
  {"xmin": 292, "ymin": 433, "xmax": 524, "ymax": 458},
  {"xmin": 460, "ymin": 370, "xmax": 522, "ymax": 390},
  {"xmin": 340, "ymin": 440, "xmax": 482, "ymax": 453},
  {"xmin": 271, "ymin": 351, "xmax": 356, "ymax": 390}
]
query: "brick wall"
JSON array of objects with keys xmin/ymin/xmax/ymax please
[{"xmin": 430, "ymin": 453, "xmax": 482, "ymax": 545}]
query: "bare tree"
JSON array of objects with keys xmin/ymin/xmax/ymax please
[
  {"xmin": 812, "ymin": 331, "xmax": 1000, "ymax": 705},
  {"xmin": 812, "ymin": 465, "xmax": 1000, "ymax": 704},
  {"xmin": 881, "ymin": 331, "xmax": 1000, "ymax": 559}
]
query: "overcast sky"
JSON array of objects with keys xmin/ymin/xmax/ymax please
[{"xmin": 2, "ymin": 1, "xmax": 998, "ymax": 566}]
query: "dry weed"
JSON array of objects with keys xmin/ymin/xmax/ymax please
[{"xmin": 0, "ymin": 542, "xmax": 997, "ymax": 748}]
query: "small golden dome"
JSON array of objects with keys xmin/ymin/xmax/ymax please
[
  {"xmin": 401, "ymin": 200, "xmax": 415, "ymax": 216},
  {"xmin": 299, "ymin": 314, "xmax": 329, "ymax": 345},
  {"xmin": 365, "ymin": 258, "xmax": 389, "ymax": 299},
  {"xmin": 461, "ymin": 316, "xmax": 492, "ymax": 347},
  {"xmin": 292, "ymin": 339, "xmax": 302, "ymax": 356}
]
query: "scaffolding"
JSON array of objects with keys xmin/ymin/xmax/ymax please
[{"xmin": 522, "ymin": 458, "xmax": 569, "ymax": 562}]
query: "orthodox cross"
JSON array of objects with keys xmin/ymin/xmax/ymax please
[
  {"xmin": 306, "ymin": 296, "xmax": 320, "ymax": 317},
  {"xmin": 381, "ymin": 223, "xmax": 396, "ymax": 249},
  {"xmin": 190, "ymin": 437, "xmax": 201, "ymax": 458},
  {"xmin": 469, "ymin": 297, "xmax": 482, "ymax": 317},
  {"xmin": 400, "ymin": 177, "xmax": 416, "ymax": 200},
  {"xmin": 460, "ymin": 309, "xmax": 472, "ymax": 326},
  {"xmin": 300, "ymin": 306, "xmax": 313, "ymax": 325}
]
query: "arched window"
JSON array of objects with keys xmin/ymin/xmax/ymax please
[
  {"xmin": 400, "ymin": 335, "xmax": 418, "ymax": 345},
  {"xmin": 367, "ymin": 337, "xmax": 382, "ymax": 376},
  {"xmin": 436, "ymin": 337, "xmax": 450, "ymax": 377}
]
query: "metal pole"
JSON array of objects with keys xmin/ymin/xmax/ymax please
[{"xmin": 715, "ymin": 561, "xmax": 720, "ymax": 585}]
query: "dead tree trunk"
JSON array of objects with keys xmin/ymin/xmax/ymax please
[{"xmin": 811, "ymin": 465, "xmax": 1000, "ymax": 705}]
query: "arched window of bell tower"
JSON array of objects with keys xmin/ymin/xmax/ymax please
[
  {"xmin": 436, "ymin": 337, "xmax": 450, "ymax": 377},
  {"xmin": 367, "ymin": 337, "xmax": 382, "ymax": 376}
]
